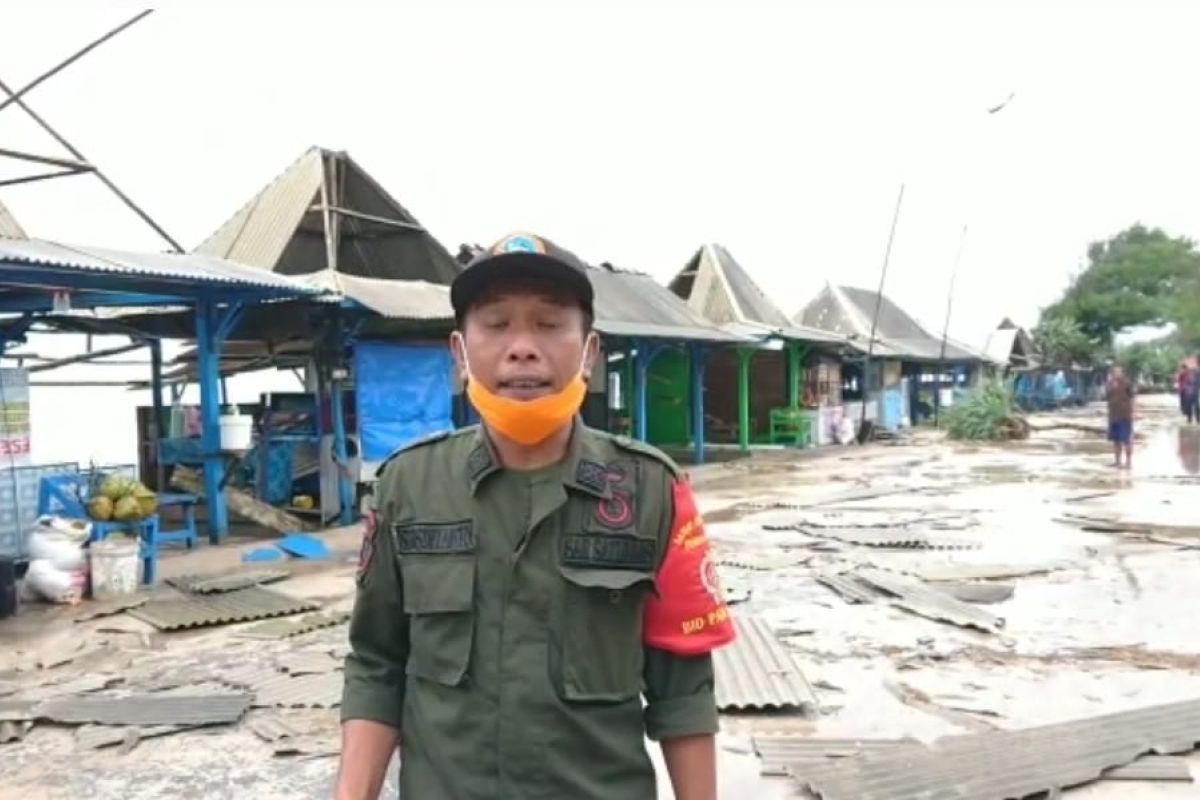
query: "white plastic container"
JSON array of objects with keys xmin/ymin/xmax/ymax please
[
  {"xmin": 90, "ymin": 537, "xmax": 140, "ymax": 600},
  {"xmin": 219, "ymin": 414, "xmax": 254, "ymax": 452}
]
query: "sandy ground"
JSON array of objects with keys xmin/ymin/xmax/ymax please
[{"xmin": 3, "ymin": 395, "xmax": 1200, "ymax": 799}]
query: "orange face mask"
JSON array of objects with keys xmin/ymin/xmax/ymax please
[{"xmin": 456, "ymin": 336, "xmax": 593, "ymax": 446}]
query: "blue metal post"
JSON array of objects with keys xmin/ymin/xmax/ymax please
[
  {"xmin": 194, "ymin": 300, "xmax": 228, "ymax": 541},
  {"xmin": 689, "ymin": 344, "xmax": 706, "ymax": 465},
  {"xmin": 633, "ymin": 340, "xmax": 648, "ymax": 442},
  {"xmin": 329, "ymin": 329, "xmax": 354, "ymax": 525}
]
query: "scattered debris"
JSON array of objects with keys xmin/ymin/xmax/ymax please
[
  {"xmin": 128, "ymin": 586, "xmax": 319, "ymax": 631},
  {"xmin": 795, "ymin": 697, "xmax": 1200, "ymax": 800},
  {"xmin": 166, "ymin": 569, "xmax": 290, "ymax": 594},
  {"xmin": 713, "ymin": 615, "xmax": 816, "ymax": 712},
  {"xmin": 251, "ymin": 671, "xmax": 343, "ymax": 709},
  {"xmin": 717, "ymin": 550, "xmax": 811, "ymax": 571},
  {"xmin": 75, "ymin": 723, "xmax": 191, "ymax": 752},
  {"xmin": 246, "ymin": 713, "xmax": 302, "ymax": 744},
  {"xmin": 814, "ymin": 571, "xmax": 878, "ymax": 605},
  {"xmin": 1059, "ymin": 512, "xmax": 1200, "ymax": 538},
  {"xmin": 1102, "ymin": 754, "xmax": 1193, "ymax": 782},
  {"xmin": 723, "ymin": 585, "xmax": 752, "ymax": 605},
  {"xmin": 882, "ymin": 680, "xmax": 1001, "ymax": 733},
  {"xmin": 856, "ymin": 568, "xmax": 1004, "ymax": 633},
  {"xmin": 936, "ymin": 581, "xmax": 1015, "ymax": 605},
  {"xmin": 273, "ymin": 736, "xmax": 340, "ymax": 759},
  {"xmin": 769, "ymin": 525, "xmax": 977, "ymax": 550},
  {"xmin": 0, "ymin": 720, "xmax": 32, "ymax": 744},
  {"xmin": 73, "ymin": 596, "xmax": 148, "ymax": 622},
  {"xmin": 36, "ymin": 693, "xmax": 252, "ymax": 726},
  {"xmin": 172, "ymin": 466, "xmax": 311, "ymax": 533},
  {"xmin": 752, "ymin": 736, "xmax": 924, "ymax": 777},
  {"xmin": 235, "ymin": 610, "xmax": 351, "ymax": 640},
  {"xmin": 279, "ymin": 652, "xmax": 341, "ymax": 675},
  {"xmin": 911, "ymin": 562, "xmax": 1065, "ymax": 582}
]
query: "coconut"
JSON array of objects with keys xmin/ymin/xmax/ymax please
[
  {"xmin": 87, "ymin": 495, "xmax": 115, "ymax": 522},
  {"xmin": 133, "ymin": 483, "xmax": 158, "ymax": 517},
  {"xmin": 112, "ymin": 495, "xmax": 141, "ymax": 522},
  {"xmin": 100, "ymin": 475, "xmax": 135, "ymax": 501}
]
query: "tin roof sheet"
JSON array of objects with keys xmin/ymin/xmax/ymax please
[
  {"xmin": 247, "ymin": 713, "xmax": 302, "ymax": 743},
  {"xmin": 251, "ymin": 671, "xmax": 342, "ymax": 709},
  {"xmin": 0, "ymin": 238, "xmax": 320, "ymax": 294},
  {"xmin": 856, "ymin": 568, "xmax": 1004, "ymax": 633},
  {"xmin": 166, "ymin": 569, "xmax": 290, "ymax": 594},
  {"xmin": 797, "ymin": 698, "xmax": 1200, "ymax": 799},
  {"xmin": 235, "ymin": 610, "xmax": 351, "ymax": 640},
  {"xmin": 713, "ymin": 615, "xmax": 817, "ymax": 711},
  {"xmin": 128, "ymin": 586, "xmax": 318, "ymax": 631},
  {"xmin": 36, "ymin": 693, "xmax": 251, "ymax": 726},
  {"xmin": 752, "ymin": 736, "xmax": 923, "ymax": 777}
]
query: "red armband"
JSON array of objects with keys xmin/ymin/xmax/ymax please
[{"xmin": 643, "ymin": 478, "xmax": 736, "ymax": 655}]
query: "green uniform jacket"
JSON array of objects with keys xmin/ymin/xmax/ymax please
[{"xmin": 341, "ymin": 423, "xmax": 719, "ymax": 799}]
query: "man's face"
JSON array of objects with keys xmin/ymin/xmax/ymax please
[
  {"xmin": 1111, "ymin": 366, "xmax": 1124, "ymax": 381},
  {"xmin": 452, "ymin": 283, "xmax": 598, "ymax": 401}
]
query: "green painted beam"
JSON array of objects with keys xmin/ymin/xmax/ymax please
[{"xmin": 737, "ymin": 348, "xmax": 753, "ymax": 451}]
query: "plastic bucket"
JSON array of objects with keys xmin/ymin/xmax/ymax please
[
  {"xmin": 219, "ymin": 414, "xmax": 254, "ymax": 452},
  {"xmin": 90, "ymin": 537, "xmax": 140, "ymax": 600}
]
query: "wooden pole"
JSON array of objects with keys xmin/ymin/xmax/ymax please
[{"xmin": 858, "ymin": 184, "xmax": 906, "ymax": 442}]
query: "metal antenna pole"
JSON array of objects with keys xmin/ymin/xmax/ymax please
[
  {"xmin": 0, "ymin": 10, "xmax": 154, "ymax": 117},
  {"xmin": 934, "ymin": 224, "xmax": 968, "ymax": 428},
  {"xmin": 858, "ymin": 183, "xmax": 906, "ymax": 442}
]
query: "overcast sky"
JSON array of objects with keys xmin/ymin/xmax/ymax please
[{"xmin": 2, "ymin": 1, "xmax": 1199, "ymax": 350}]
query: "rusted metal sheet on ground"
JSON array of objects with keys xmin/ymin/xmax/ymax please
[
  {"xmin": 251, "ymin": 671, "xmax": 343, "ymax": 709},
  {"xmin": 235, "ymin": 610, "xmax": 350, "ymax": 640},
  {"xmin": 798, "ymin": 698, "xmax": 1200, "ymax": 800},
  {"xmin": 166, "ymin": 569, "xmax": 290, "ymax": 594},
  {"xmin": 128, "ymin": 586, "xmax": 318, "ymax": 631},
  {"xmin": 713, "ymin": 615, "xmax": 816, "ymax": 712},
  {"xmin": 36, "ymin": 693, "xmax": 251, "ymax": 726},
  {"xmin": 814, "ymin": 571, "xmax": 878, "ymax": 605},
  {"xmin": 855, "ymin": 568, "xmax": 1004, "ymax": 633},
  {"xmin": 752, "ymin": 736, "xmax": 924, "ymax": 776}
]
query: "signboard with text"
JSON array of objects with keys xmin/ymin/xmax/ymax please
[{"xmin": 0, "ymin": 369, "xmax": 31, "ymax": 463}]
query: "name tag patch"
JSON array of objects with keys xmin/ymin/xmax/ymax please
[
  {"xmin": 563, "ymin": 534, "xmax": 656, "ymax": 571},
  {"xmin": 393, "ymin": 521, "xmax": 476, "ymax": 554}
]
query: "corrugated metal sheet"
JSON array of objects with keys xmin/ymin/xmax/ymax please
[
  {"xmin": 235, "ymin": 610, "xmax": 351, "ymax": 640},
  {"xmin": 753, "ymin": 736, "xmax": 923, "ymax": 777},
  {"xmin": 128, "ymin": 586, "xmax": 318, "ymax": 631},
  {"xmin": 247, "ymin": 713, "xmax": 301, "ymax": 743},
  {"xmin": 251, "ymin": 671, "xmax": 342, "ymax": 709},
  {"xmin": 0, "ymin": 239, "xmax": 319, "ymax": 292},
  {"xmin": 856, "ymin": 568, "xmax": 1004, "ymax": 633},
  {"xmin": 0, "ymin": 199, "xmax": 27, "ymax": 239},
  {"xmin": 73, "ymin": 596, "xmax": 148, "ymax": 621},
  {"xmin": 332, "ymin": 273, "xmax": 452, "ymax": 320},
  {"xmin": 1103, "ymin": 754, "xmax": 1192, "ymax": 781},
  {"xmin": 195, "ymin": 148, "xmax": 324, "ymax": 268},
  {"xmin": 814, "ymin": 571, "xmax": 878, "ymax": 605},
  {"xmin": 755, "ymin": 736, "xmax": 1193, "ymax": 785},
  {"xmin": 166, "ymin": 569, "xmax": 290, "ymax": 594},
  {"xmin": 713, "ymin": 615, "xmax": 816, "ymax": 711},
  {"xmin": 794, "ymin": 527, "xmax": 976, "ymax": 550},
  {"xmin": 74, "ymin": 723, "xmax": 188, "ymax": 751},
  {"xmin": 36, "ymin": 693, "xmax": 251, "ymax": 726},
  {"xmin": 590, "ymin": 265, "xmax": 743, "ymax": 343},
  {"xmin": 939, "ymin": 581, "xmax": 1015, "ymax": 605},
  {"xmin": 797, "ymin": 698, "xmax": 1200, "ymax": 800},
  {"xmin": 279, "ymin": 652, "xmax": 340, "ymax": 675}
]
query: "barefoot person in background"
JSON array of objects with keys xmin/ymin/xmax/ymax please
[{"xmin": 1105, "ymin": 365, "xmax": 1135, "ymax": 469}]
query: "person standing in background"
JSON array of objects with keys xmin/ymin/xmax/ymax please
[
  {"xmin": 1105, "ymin": 365, "xmax": 1135, "ymax": 469},
  {"xmin": 1176, "ymin": 362, "xmax": 1189, "ymax": 421},
  {"xmin": 1185, "ymin": 357, "xmax": 1200, "ymax": 425}
]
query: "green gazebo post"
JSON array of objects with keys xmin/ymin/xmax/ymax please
[{"xmin": 737, "ymin": 348, "xmax": 753, "ymax": 451}]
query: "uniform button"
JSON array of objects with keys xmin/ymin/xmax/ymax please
[{"xmin": 609, "ymin": 590, "xmax": 622, "ymax": 604}]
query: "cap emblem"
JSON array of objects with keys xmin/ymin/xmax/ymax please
[{"xmin": 494, "ymin": 233, "xmax": 546, "ymax": 255}]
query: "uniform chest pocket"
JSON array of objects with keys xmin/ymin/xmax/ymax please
[
  {"xmin": 558, "ymin": 564, "xmax": 655, "ymax": 703},
  {"xmin": 400, "ymin": 556, "xmax": 475, "ymax": 687}
]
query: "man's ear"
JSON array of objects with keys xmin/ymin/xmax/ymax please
[
  {"xmin": 449, "ymin": 331, "xmax": 469, "ymax": 383},
  {"xmin": 581, "ymin": 332, "xmax": 601, "ymax": 380}
]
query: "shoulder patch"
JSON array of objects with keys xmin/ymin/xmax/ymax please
[
  {"xmin": 373, "ymin": 429, "xmax": 453, "ymax": 478},
  {"xmin": 610, "ymin": 434, "xmax": 681, "ymax": 477}
]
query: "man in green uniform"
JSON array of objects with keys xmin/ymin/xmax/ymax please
[{"xmin": 337, "ymin": 233, "xmax": 735, "ymax": 800}]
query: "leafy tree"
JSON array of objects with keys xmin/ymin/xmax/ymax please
[
  {"xmin": 1032, "ymin": 316, "xmax": 1101, "ymax": 367},
  {"xmin": 1117, "ymin": 341, "xmax": 1184, "ymax": 387},
  {"xmin": 1041, "ymin": 225, "xmax": 1200, "ymax": 348}
]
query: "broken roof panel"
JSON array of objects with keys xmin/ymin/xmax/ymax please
[
  {"xmin": 855, "ymin": 567, "xmax": 1004, "ymax": 633},
  {"xmin": 36, "ymin": 693, "xmax": 251, "ymax": 726},
  {"xmin": 166, "ymin": 569, "xmax": 290, "ymax": 594},
  {"xmin": 195, "ymin": 146, "xmax": 461, "ymax": 286},
  {"xmin": 713, "ymin": 615, "xmax": 816, "ymax": 711},
  {"xmin": 128, "ymin": 586, "xmax": 319, "ymax": 631},
  {"xmin": 797, "ymin": 698, "xmax": 1200, "ymax": 800}
]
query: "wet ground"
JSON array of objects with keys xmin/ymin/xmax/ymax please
[{"xmin": 3, "ymin": 395, "xmax": 1200, "ymax": 798}]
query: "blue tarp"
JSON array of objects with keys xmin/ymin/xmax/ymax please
[{"xmin": 355, "ymin": 342, "xmax": 453, "ymax": 462}]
